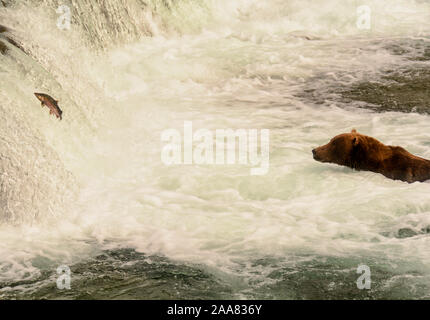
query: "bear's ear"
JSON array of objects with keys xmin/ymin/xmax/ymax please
[{"xmin": 351, "ymin": 129, "xmax": 357, "ymax": 134}]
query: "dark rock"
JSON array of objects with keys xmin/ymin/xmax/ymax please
[
  {"xmin": 0, "ymin": 40, "xmax": 7, "ymax": 54},
  {"xmin": 397, "ymin": 228, "xmax": 418, "ymax": 239}
]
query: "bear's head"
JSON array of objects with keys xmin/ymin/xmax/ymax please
[{"xmin": 312, "ymin": 129, "xmax": 365, "ymax": 168}]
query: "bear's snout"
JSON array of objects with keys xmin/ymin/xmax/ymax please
[
  {"xmin": 312, "ymin": 148, "xmax": 321, "ymax": 161},
  {"xmin": 312, "ymin": 145, "xmax": 331, "ymax": 162}
]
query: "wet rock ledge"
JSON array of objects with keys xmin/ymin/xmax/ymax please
[
  {"xmin": 341, "ymin": 68, "xmax": 430, "ymax": 114},
  {"xmin": 0, "ymin": 23, "xmax": 26, "ymax": 54}
]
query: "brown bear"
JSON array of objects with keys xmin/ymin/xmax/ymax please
[{"xmin": 312, "ymin": 129, "xmax": 430, "ymax": 183}]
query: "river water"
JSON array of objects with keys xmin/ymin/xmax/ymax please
[{"xmin": 0, "ymin": 0, "xmax": 430, "ymax": 299}]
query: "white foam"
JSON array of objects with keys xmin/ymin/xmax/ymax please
[{"xmin": 1, "ymin": 0, "xmax": 430, "ymax": 288}]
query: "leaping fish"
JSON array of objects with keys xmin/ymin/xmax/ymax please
[{"xmin": 34, "ymin": 92, "xmax": 62, "ymax": 120}]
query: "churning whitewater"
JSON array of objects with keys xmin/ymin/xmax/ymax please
[{"xmin": 0, "ymin": 0, "xmax": 430, "ymax": 299}]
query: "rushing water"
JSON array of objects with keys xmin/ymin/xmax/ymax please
[{"xmin": 1, "ymin": 0, "xmax": 430, "ymax": 299}]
